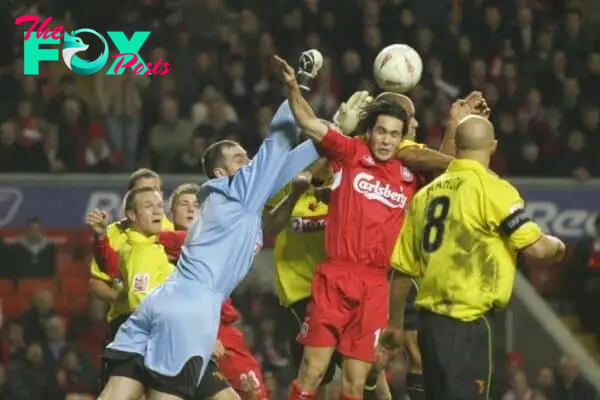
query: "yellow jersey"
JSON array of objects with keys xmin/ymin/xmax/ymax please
[
  {"xmin": 115, "ymin": 230, "xmax": 174, "ymax": 310},
  {"xmin": 89, "ymin": 215, "xmax": 173, "ymax": 321},
  {"xmin": 391, "ymin": 159, "xmax": 542, "ymax": 321},
  {"xmin": 267, "ymin": 185, "xmax": 328, "ymax": 307}
]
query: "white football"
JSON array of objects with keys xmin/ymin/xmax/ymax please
[{"xmin": 373, "ymin": 44, "xmax": 423, "ymax": 93}]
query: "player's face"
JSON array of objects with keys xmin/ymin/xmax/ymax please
[
  {"xmin": 128, "ymin": 191, "xmax": 164, "ymax": 235},
  {"xmin": 217, "ymin": 144, "xmax": 251, "ymax": 177},
  {"xmin": 367, "ymin": 115, "xmax": 404, "ymax": 161},
  {"xmin": 171, "ymin": 193, "xmax": 199, "ymax": 230}
]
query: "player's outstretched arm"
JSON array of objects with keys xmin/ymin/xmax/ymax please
[
  {"xmin": 396, "ymin": 146, "xmax": 453, "ymax": 173},
  {"xmin": 262, "ymin": 172, "xmax": 312, "ymax": 235},
  {"xmin": 274, "ymin": 55, "xmax": 328, "ymax": 142}
]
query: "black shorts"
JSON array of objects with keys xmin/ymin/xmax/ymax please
[
  {"xmin": 192, "ymin": 360, "xmax": 230, "ymax": 399},
  {"xmin": 100, "ymin": 313, "xmax": 131, "ymax": 386},
  {"xmin": 418, "ymin": 310, "xmax": 493, "ymax": 400},
  {"xmin": 404, "ymin": 279, "xmax": 419, "ymax": 331},
  {"xmin": 103, "ymin": 349, "xmax": 204, "ymax": 399},
  {"xmin": 282, "ymin": 298, "xmax": 338, "ymax": 384}
]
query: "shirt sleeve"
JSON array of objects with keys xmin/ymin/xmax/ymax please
[
  {"xmin": 319, "ymin": 127, "xmax": 359, "ymax": 163},
  {"xmin": 92, "ymin": 234, "xmax": 121, "ymax": 279},
  {"xmin": 487, "ymin": 179, "xmax": 543, "ymax": 250},
  {"xmin": 390, "ymin": 204, "xmax": 421, "ymax": 277},
  {"xmin": 158, "ymin": 231, "xmax": 187, "ymax": 262},
  {"xmin": 397, "ymin": 139, "xmax": 426, "ymax": 151},
  {"xmin": 229, "ymin": 100, "xmax": 298, "ymax": 211}
]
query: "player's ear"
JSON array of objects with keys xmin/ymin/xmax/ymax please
[
  {"xmin": 490, "ymin": 139, "xmax": 498, "ymax": 155},
  {"xmin": 213, "ymin": 168, "xmax": 227, "ymax": 178},
  {"xmin": 125, "ymin": 209, "xmax": 137, "ymax": 223}
]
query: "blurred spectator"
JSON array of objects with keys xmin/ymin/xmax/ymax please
[
  {"xmin": 4, "ymin": 342, "xmax": 61, "ymax": 400},
  {"xmin": 191, "ymin": 85, "xmax": 239, "ymax": 129},
  {"xmin": 503, "ymin": 370, "xmax": 534, "ymax": 400},
  {"xmin": 55, "ymin": 346, "xmax": 97, "ymax": 398},
  {"xmin": 19, "ymin": 290, "xmax": 57, "ymax": 344},
  {"xmin": 95, "ymin": 69, "xmax": 148, "ymax": 171},
  {"xmin": 26, "ymin": 124, "xmax": 73, "ymax": 173},
  {"xmin": 556, "ymin": 356, "xmax": 597, "ymax": 399},
  {"xmin": 537, "ymin": 367, "xmax": 560, "ymax": 399},
  {"xmin": 0, "ymin": 321, "xmax": 26, "ymax": 363},
  {"xmin": 44, "ymin": 316, "xmax": 69, "ymax": 363},
  {"xmin": 84, "ymin": 121, "xmax": 117, "ymax": 172},
  {"xmin": 68, "ymin": 297, "xmax": 107, "ymax": 370},
  {"xmin": 0, "ymin": 120, "xmax": 27, "ymax": 172},
  {"xmin": 170, "ymin": 126, "xmax": 211, "ymax": 174},
  {"xmin": 47, "ymin": 76, "xmax": 89, "ymax": 126},
  {"xmin": 148, "ymin": 97, "xmax": 193, "ymax": 172},
  {"xmin": 10, "ymin": 217, "xmax": 56, "ymax": 279}
]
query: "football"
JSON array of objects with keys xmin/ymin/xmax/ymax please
[{"xmin": 373, "ymin": 44, "xmax": 423, "ymax": 93}]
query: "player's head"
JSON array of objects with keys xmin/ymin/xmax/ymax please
[
  {"xmin": 128, "ymin": 168, "xmax": 162, "ymax": 191},
  {"xmin": 123, "ymin": 187, "xmax": 164, "ymax": 235},
  {"xmin": 202, "ymin": 140, "xmax": 250, "ymax": 178},
  {"xmin": 169, "ymin": 183, "xmax": 200, "ymax": 231},
  {"xmin": 356, "ymin": 100, "xmax": 410, "ymax": 161},
  {"xmin": 375, "ymin": 92, "xmax": 419, "ymax": 140},
  {"xmin": 454, "ymin": 115, "xmax": 497, "ymax": 165}
]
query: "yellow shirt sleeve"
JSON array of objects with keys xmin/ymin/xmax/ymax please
[
  {"xmin": 486, "ymin": 179, "xmax": 543, "ymax": 250},
  {"xmin": 161, "ymin": 215, "xmax": 174, "ymax": 230},
  {"xmin": 390, "ymin": 205, "xmax": 421, "ymax": 277},
  {"xmin": 397, "ymin": 139, "xmax": 426, "ymax": 151},
  {"xmin": 266, "ymin": 184, "xmax": 291, "ymax": 208}
]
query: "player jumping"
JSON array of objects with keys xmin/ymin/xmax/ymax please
[{"xmin": 98, "ymin": 55, "xmax": 323, "ymax": 400}]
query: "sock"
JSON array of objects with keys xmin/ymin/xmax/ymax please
[
  {"xmin": 289, "ymin": 379, "xmax": 317, "ymax": 400},
  {"xmin": 339, "ymin": 393, "xmax": 363, "ymax": 400},
  {"xmin": 406, "ymin": 373, "xmax": 426, "ymax": 400},
  {"xmin": 362, "ymin": 368, "xmax": 379, "ymax": 400}
]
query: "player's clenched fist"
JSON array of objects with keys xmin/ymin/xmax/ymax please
[
  {"xmin": 291, "ymin": 171, "xmax": 312, "ymax": 196},
  {"xmin": 334, "ymin": 90, "xmax": 373, "ymax": 135},
  {"xmin": 450, "ymin": 91, "xmax": 490, "ymax": 122},
  {"xmin": 86, "ymin": 209, "xmax": 109, "ymax": 234},
  {"xmin": 379, "ymin": 327, "xmax": 405, "ymax": 351}
]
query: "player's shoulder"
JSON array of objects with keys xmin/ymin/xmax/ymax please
[{"xmin": 482, "ymin": 173, "xmax": 520, "ymax": 195}]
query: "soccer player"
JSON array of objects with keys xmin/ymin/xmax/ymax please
[
  {"xmin": 385, "ymin": 115, "xmax": 566, "ymax": 399},
  {"xmin": 274, "ymin": 55, "xmax": 421, "ymax": 400},
  {"xmin": 88, "ymin": 168, "xmax": 173, "ymax": 385},
  {"xmin": 99, "ymin": 61, "xmax": 321, "ymax": 399}
]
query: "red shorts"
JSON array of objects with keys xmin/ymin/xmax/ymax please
[
  {"xmin": 298, "ymin": 261, "xmax": 389, "ymax": 362},
  {"xmin": 218, "ymin": 324, "xmax": 270, "ymax": 400}
]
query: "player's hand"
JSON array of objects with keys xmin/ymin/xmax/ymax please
[
  {"xmin": 291, "ymin": 171, "xmax": 312, "ymax": 196},
  {"xmin": 314, "ymin": 187, "xmax": 331, "ymax": 204},
  {"xmin": 273, "ymin": 55, "xmax": 299, "ymax": 90},
  {"xmin": 379, "ymin": 327, "xmax": 404, "ymax": 354},
  {"xmin": 86, "ymin": 209, "xmax": 109, "ymax": 234},
  {"xmin": 212, "ymin": 340, "xmax": 226, "ymax": 359},
  {"xmin": 449, "ymin": 91, "xmax": 489, "ymax": 122},
  {"xmin": 548, "ymin": 235, "xmax": 566, "ymax": 263},
  {"xmin": 334, "ymin": 90, "xmax": 373, "ymax": 135}
]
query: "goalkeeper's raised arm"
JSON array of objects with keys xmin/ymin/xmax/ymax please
[{"xmin": 273, "ymin": 54, "xmax": 329, "ymax": 142}]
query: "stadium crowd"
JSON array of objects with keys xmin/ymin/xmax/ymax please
[{"xmin": 0, "ymin": 0, "xmax": 600, "ymax": 399}]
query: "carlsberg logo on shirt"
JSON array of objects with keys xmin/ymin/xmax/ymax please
[{"xmin": 353, "ymin": 172, "xmax": 407, "ymax": 208}]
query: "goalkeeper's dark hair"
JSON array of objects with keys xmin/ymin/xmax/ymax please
[
  {"xmin": 355, "ymin": 99, "xmax": 410, "ymax": 136},
  {"xmin": 127, "ymin": 168, "xmax": 161, "ymax": 190},
  {"xmin": 202, "ymin": 140, "xmax": 239, "ymax": 179}
]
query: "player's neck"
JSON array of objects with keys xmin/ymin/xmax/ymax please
[{"xmin": 455, "ymin": 151, "xmax": 490, "ymax": 169}]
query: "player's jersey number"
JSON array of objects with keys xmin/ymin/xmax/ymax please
[{"xmin": 423, "ymin": 196, "xmax": 450, "ymax": 252}]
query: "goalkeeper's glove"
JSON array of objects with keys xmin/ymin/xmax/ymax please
[{"xmin": 333, "ymin": 90, "xmax": 373, "ymax": 135}]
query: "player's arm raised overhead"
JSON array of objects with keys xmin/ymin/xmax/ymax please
[
  {"xmin": 86, "ymin": 209, "xmax": 121, "ymax": 279},
  {"xmin": 226, "ymin": 98, "xmax": 300, "ymax": 211},
  {"xmin": 488, "ymin": 179, "xmax": 566, "ymax": 262}
]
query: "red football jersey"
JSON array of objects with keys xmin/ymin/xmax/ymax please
[{"xmin": 320, "ymin": 127, "xmax": 418, "ymax": 271}]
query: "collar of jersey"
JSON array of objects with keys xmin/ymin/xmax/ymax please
[
  {"xmin": 126, "ymin": 229, "xmax": 158, "ymax": 244},
  {"xmin": 447, "ymin": 159, "xmax": 487, "ymax": 173}
]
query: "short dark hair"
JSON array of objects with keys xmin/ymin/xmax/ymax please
[
  {"xmin": 202, "ymin": 140, "xmax": 239, "ymax": 179},
  {"xmin": 127, "ymin": 168, "xmax": 161, "ymax": 190},
  {"xmin": 355, "ymin": 100, "xmax": 410, "ymax": 136}
]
